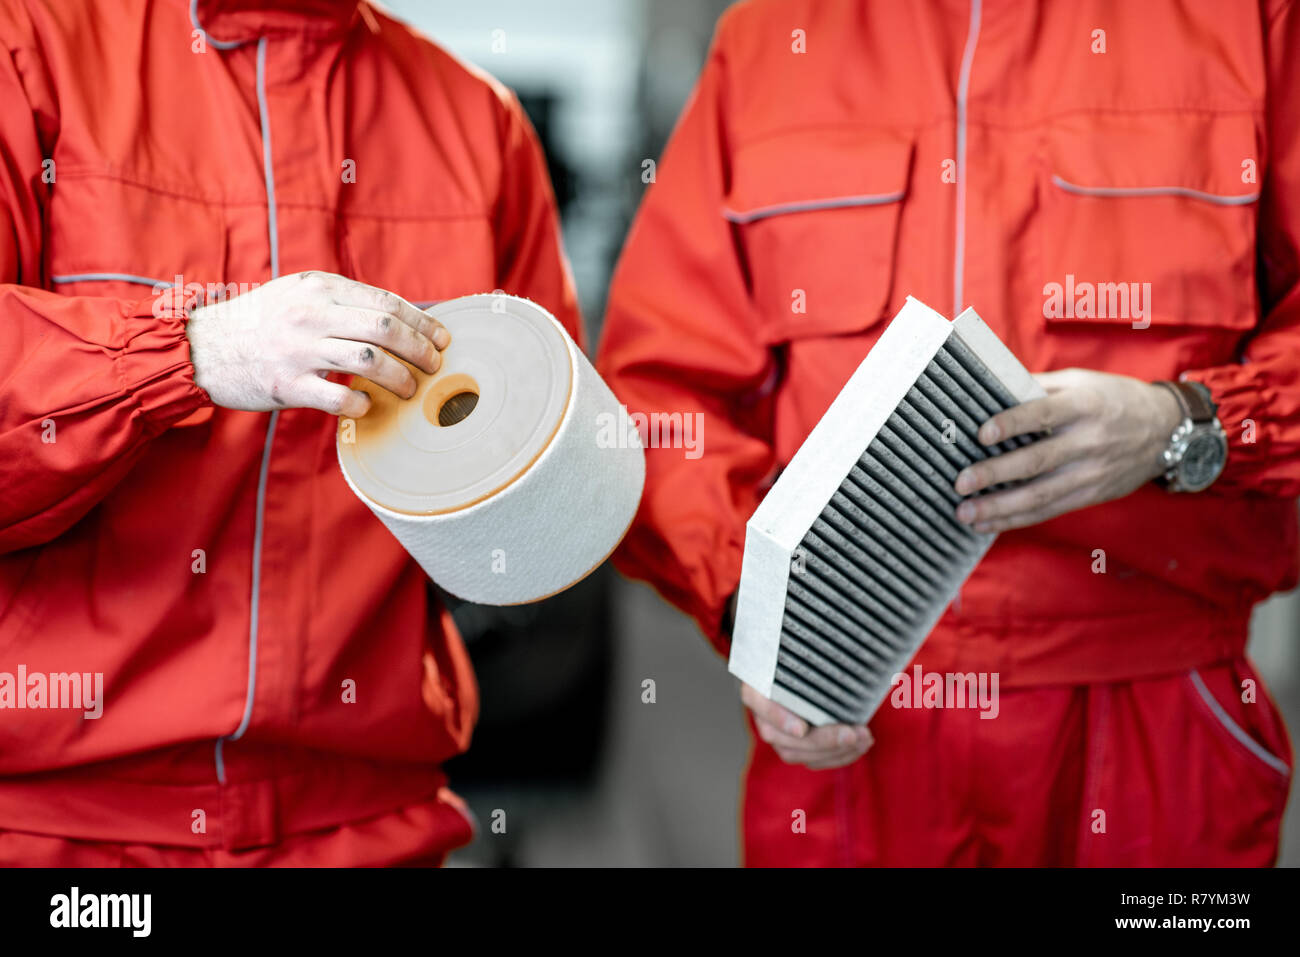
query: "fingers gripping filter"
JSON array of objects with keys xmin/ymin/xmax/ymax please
[
  {"xmin": 337, "ymin": 293, "xmax": 645, "ymax": 605},
  {"xmin": 729, "ymin": 297, "xmax": 1047, "ymax": 726}
]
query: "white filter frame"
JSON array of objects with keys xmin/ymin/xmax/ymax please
[{"xmin": 729, "ymin": 297, "xmax": 1045, "ymax": 724}]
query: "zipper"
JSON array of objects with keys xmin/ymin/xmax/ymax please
[
  {"xmin": 952, "ymin": 0, "xmax": 982, "ymax": 316},
  {"xmin": 214, "ymin": 34, "xmax": 281, "ymax": 785},
  {"xmin": 949, "ymin": 0, "xmax": 982, "ymax": 617}
]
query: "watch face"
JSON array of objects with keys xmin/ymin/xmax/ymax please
[{"xmin": 1180, "ymin": 431, "xmax": 1228, "ymax": 491}]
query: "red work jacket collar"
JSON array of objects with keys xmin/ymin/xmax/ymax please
[{"xmin": 189, "ymin": 0, "xmax": 362, "ymax": 45}]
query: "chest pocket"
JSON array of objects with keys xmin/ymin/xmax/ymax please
[
  {"xmin": 341, "ymin": 213, "xmax": 496, "ymax": 310},
  {"xmin": 724, "ymin": 131, "xmax": 912, "ymax": 344},
  {"xmin": 44, "ymin": 173, "xmax": 227, "ymax": 300},
  {"xmin": 1039, "ymin": 113, "xmax": 1261, "ymax": 331},
  {"xmin": 44, "ymin": 174, "xmax": 227, "ymax": 428}
]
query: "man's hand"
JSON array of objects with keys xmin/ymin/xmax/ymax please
[
  {"xmin": 953, "ymin": 368, "xmax": 1184, "ymax": 533},
  {"xmin": 186, "ymin": 270, "xmax": 450, "ymax": 418},
  {"xmin": 741, "ymin": 682, "xmax": 873, "ymax": 770}
]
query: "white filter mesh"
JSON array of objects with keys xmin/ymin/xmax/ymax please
[{"xmin": 730, "ymin": 298, "xmax": 1046, "ymax": 726}]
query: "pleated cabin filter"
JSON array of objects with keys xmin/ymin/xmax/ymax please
[{"xmin": 729, "ymin": 296, "xmax": 1046, "ymax": 726}]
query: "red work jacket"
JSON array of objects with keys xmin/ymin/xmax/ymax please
[
  {"xmin": 599, "ymin": 0, "xmax": 1300, "ymax": 687},
  {"xmin": 0, "ymin": 0, "xmax": 580, "ymax": 857}
]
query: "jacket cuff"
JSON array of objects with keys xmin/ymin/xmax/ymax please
[
  {"xmin": 1180, "ymin": 363, "xmax": 1274, "ymax": 491},
  {"xmin": 115, "ymin": 291, "xmax": 212, "ymax": 432}
]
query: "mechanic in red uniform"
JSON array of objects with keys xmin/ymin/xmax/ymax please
[
  {"xmin": 0, "ymin": 0, "xmax": 579, "ymax": 865},
  {"xmin": 598, "ymin": 0, "xmax": 1297, "ymax": 866}
]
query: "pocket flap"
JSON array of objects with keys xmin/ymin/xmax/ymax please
[
  {"xmin": 45, "ymin": 175, "xmax": 227, "ymax": 429},
  {"xmin": 45, "ymin": 174, "xmax": 227, "ymax": 290},
  {"xmin": 725, "ymin": 132, "xmax": 912, "ymax": 224},
  {"xmin": 1048, "ymin": 114, "xmax": 1260, "ymax": 204},
  {"xmin": 1040, "ymin": 114, "xmax": 1260, "ymax": 331}
]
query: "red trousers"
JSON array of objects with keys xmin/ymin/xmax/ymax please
[
  {"xmin": 744, "ymin": 658, "xmax": 1293, "ymax": 866},
  {"xmin": 0, "ymin": 788, "xmax": 474, "ymax": 867}
]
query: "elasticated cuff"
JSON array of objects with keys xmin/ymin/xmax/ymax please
[
  {"xmin": 1180, "ymin": 362, "xmax": 1284, "ymax": 492},
  {"xmin": 115, "ymin": 291, "xmax": 212, "ymax": 432}
]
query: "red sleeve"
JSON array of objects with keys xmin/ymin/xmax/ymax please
[
  {"xmin": 596, "ymin": 17, "xmax": 776, "ymax": 654},
  {"xmin": 0, "ymin": 16, "xmax": 210, "ymax": 555},
  {"xmin": 491, "ymin": 87, "xmax": 585, "ymax": 349},
  {"xmin": 1183, "ymin": 0, "xmax": 1300, "ymax": 496}
]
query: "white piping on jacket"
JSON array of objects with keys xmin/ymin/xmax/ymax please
[
  {"xmin": 189, "ymin": 7, "xmax": 283, "ymax": 785},
  {"xmin": 723, "ymin": 191, "xmax": 906, "ymax": 225},
  {"xmin": 189, "ymin": 0, "xmax": 242, "ymax": 51},
  {"xmin": 952, "ymin": 0, "xmax": 982, "ymax": 317},
  {"xmin": 1189, "ymin": 670, "xmax": 1290, "ymax": 777},
  {"xmin": 1051, "ymin": 174, "xmax": 1260, "ymax": 206},
  {"xmin": 51, "ymin": 272, "xmax": 171, "ymax": 287},
  {"xmin": 255, "ymin": 37, "xmax": 281, "ymax": 278}
]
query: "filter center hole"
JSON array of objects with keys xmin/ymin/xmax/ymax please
[
  {"xmin": 422, "ymin": 372, "xmax": 480, "ymax": 428},
  {"xmin": 438, "ymin": 390, "xmax": 478, "ymax": 426}
]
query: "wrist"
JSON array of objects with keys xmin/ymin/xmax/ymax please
[
  {"xmin": 1147, "ymin": 382, "xmax": 1184, "ymax": 478},
  {"xmin": 183, "ymin": 304, "xmax": 226, "ymax": 400},
  {"xmin": 1150, "ymin": 379, "xmax": 1228, "ymax": 492}
]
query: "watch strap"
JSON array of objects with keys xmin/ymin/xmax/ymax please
[{"xmin": 1155, "ymin": 379, "xmax": 1216, "ymax": 424}]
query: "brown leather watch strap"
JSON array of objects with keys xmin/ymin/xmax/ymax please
[{"xmin": 1155, "ymin": 380, "xmax": 1216, "ymax": 424}]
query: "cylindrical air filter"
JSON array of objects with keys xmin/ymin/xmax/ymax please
[{"xmin": 337, "ymin": 293, "xmax": 645, "ymax": 605}]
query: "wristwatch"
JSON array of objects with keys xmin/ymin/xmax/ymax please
[{"xmin": 1152, "ymin": 379, "xmax": 1228, "ymax": 493}]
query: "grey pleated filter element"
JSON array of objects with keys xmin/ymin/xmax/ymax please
[{"xmin": 729, "ymin": 297, "xmax": 1046, "ymax": 726}]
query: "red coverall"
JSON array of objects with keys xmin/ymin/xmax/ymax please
[
  {"xmin": 0, "ymin": 0, "xmax": 580, "ymax": 865},
  {"xmin": 598, "ymin": 0, "xmax": 1298, "ymax": 866}
]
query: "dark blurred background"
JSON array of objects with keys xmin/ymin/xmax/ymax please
[{"xmin": 383, "ymin": 0, "xmax": 1300, "ymax": 867}]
